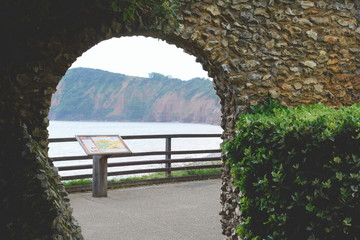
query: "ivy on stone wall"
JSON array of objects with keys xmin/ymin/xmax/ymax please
[
  {"xmin": 107, "ymin": 0, "xmax": 181, "ymax": 31},
  {"xmin": 224, "ymin": 102, "xmax": 360, "ymax": 239}
]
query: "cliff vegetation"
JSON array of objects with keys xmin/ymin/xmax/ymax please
[{"xmin": 49, "ymin": 68, "xmax": 221, "ymax": 125}]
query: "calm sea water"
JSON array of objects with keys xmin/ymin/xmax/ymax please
[{"xmin": 48, "ymin": 121, "xmax": 223, "ymax": 178}]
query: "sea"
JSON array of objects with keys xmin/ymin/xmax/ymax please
[{"xmin": 48, "ymin": 121, "xmax": 223, "ymax": 179}]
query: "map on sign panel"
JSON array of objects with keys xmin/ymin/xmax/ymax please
[{"xmin": 76, "ymin": 135, "xmax": 132, "ymax": 155}]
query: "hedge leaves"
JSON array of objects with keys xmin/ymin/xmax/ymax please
[{"xmin": 224, "ymin": 103, "xmax": 360, "ymax": 240}]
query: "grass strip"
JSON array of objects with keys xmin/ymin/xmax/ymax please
[{"xmin": 63, "ymin": 167, "xmax": 221, "ymax": 187}]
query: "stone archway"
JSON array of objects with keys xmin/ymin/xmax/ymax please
[{"xmin": 0, "ymin": 0, "xmax": 359, "ymax": 239}]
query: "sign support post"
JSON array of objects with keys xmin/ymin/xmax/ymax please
[
  {"xmin": 92, "ymin": 155, "xmax": 108, "ymax": 197},
  {"xmin": 75, "ymin": 135, "xmax": 132, "ymax": 198}
]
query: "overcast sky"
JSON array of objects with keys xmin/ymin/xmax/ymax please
[{"xmin": 70, "ymin": 36, "xmax": 209, "ymax": 81}]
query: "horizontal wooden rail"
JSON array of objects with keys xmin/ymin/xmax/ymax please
[
  {"xmin": 51, "ymin": 149, "xmax": 221, "ymax": 162},
  {"xmin": 49, "ymin": 134, "xmax": 222, "ymax": 142},
  {"xmin": 108, "ymin": 164, "xmax": 221, "ymax": 177},
  {"xmin": 61, "ymin": 164, "xmax": 222, "ymax": 181},
  {"xmin": 57, "ymin": 156, "xmax": 221, "ymax": 171}
]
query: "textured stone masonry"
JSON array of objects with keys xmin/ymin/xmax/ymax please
[{"xmin": 0, "ymin": 0, "xmax": 359, "ymax": 239}]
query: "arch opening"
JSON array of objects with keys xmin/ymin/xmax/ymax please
[{"xmin": 48, "ymin": 35, "xmax": 224, "ymax": 239}]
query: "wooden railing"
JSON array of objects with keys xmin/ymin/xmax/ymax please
[{"xmin": 49, "ymin": 134, "xmax": 222, "ymax": 195}]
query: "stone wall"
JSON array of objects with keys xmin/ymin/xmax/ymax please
[
  {"xmin": 0, "ymin": 0, "xmax": 359, "ymax": 239},
  {"xmin": 173, "ymin": 1, "xmax": 360, "ymax": 238}
]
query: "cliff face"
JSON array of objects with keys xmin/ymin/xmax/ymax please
[{"xmin": 49, "ymin": 68, "xmax": 221, "ymax": 125}]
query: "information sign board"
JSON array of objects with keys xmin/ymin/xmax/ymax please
[{"xmin": 76, "ymin": 135, "xmax": 131, "ymax": 155}]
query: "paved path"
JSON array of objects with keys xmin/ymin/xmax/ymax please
[{"xmin": 69, "ymin": 179, "xmax": 224, "ymax": 240}]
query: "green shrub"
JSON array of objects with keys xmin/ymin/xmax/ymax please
[{"xmin": 224, "ymin": 102, "xmax": 360, "ymax": 240}]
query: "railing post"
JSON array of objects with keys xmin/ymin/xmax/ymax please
[
  {"xmin": 165, "ymin": 137, "xmax": 171, "ymax": 177},
  {"xmin": 92, "ymin": 155, "xmax": 108, "ymax": 197}
]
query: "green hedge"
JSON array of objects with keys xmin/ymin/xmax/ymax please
[{"xmin": 224, "ymin": 102, "xmax": 360, "ymax": 240}]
